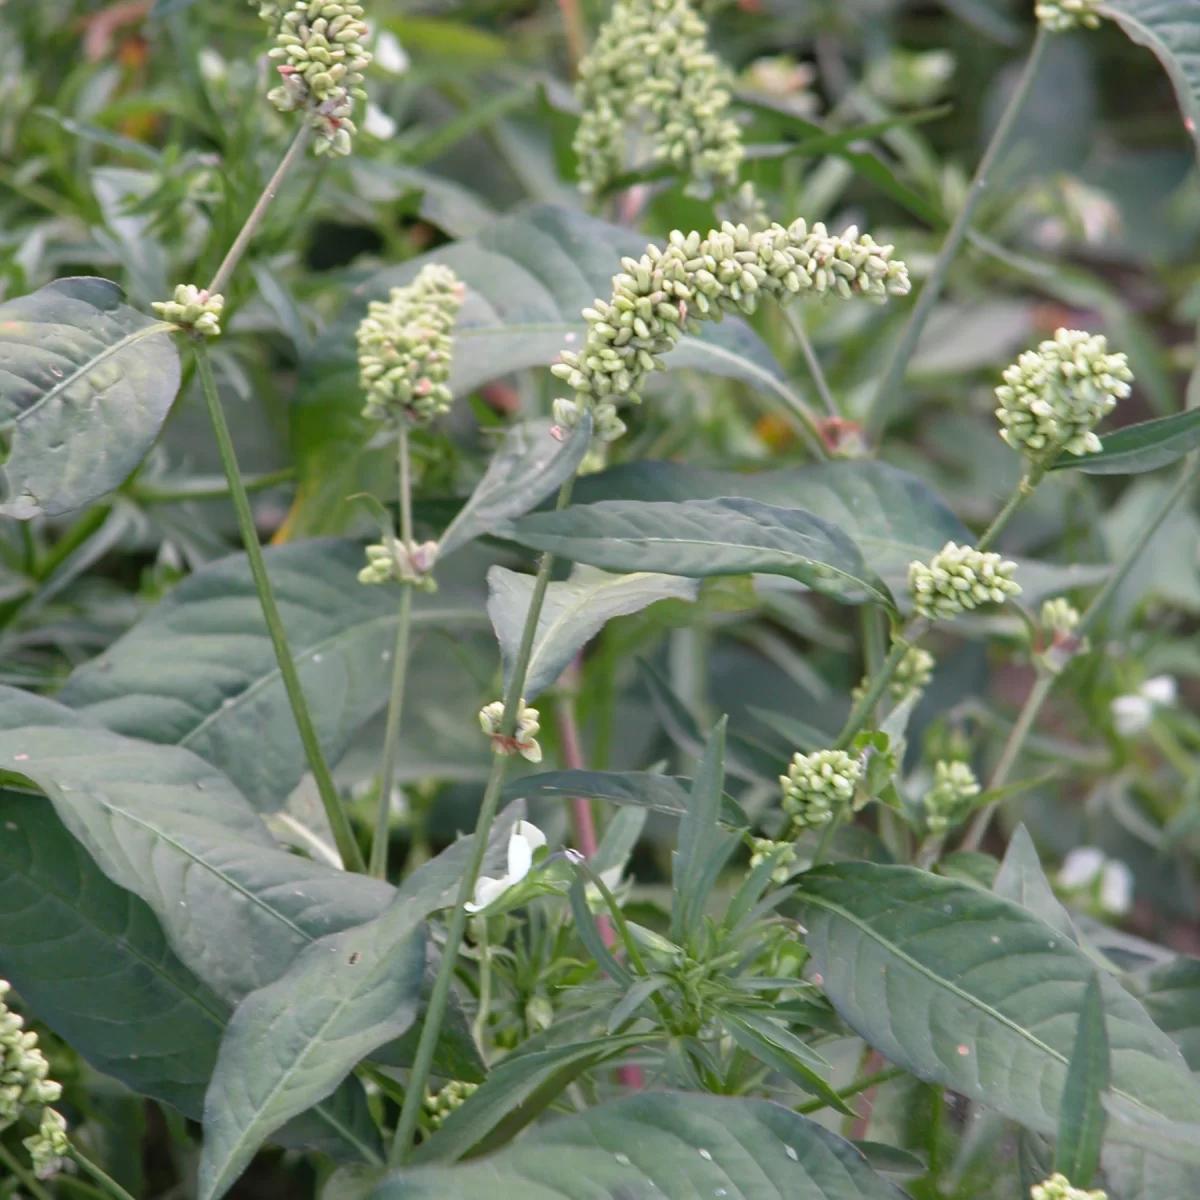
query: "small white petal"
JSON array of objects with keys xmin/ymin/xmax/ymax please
[
  {"xmin": 1111, "ymin": 694, "xmax": 1153, "ymax": 736},
  {"xmin": 375, "ymin": 31, "xmax": 410, "ymax": 75},
  {"xmin": 465, "ymin": 874, "xmax": 511, "ymax": 913},
  {"xmin": 1141, "ymin": 675, "xmax": 1177, "ymax": 707},
  {"xmin": 1058, "ymin": 847, "xmax": 1106, "ymax": 891},
  {"xmin": 363, "ymin": 103, "xmax": 397, "ymax": 141},
  {"xmin": 507, "ymin": 820, "xmax": 546, "ymax": 882},
  {"xmin": 1100, "ymin": 860, "xmax": 1134, "ymax": 916}
]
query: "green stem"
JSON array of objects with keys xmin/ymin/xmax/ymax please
[
  {"xmin": 195, "ymin": 346, "xmax": 366, "ymax": 873},
  {"xmin": 961, "ymin": 453, "xmax": 1200, "ymax": 851},
  {"xmin": 795, "ymin": 1065, "xmax": 906, "ymax": 1115},
  {"xmin": 0, "ymin": 1142, "xmax": 55, "ymax": 1200},
  {"xmin": 864, "ymin": 28, "xmax": 1050, "ymax": 442},
  {"xmin": 388, "ymin": 479, "xmax": 576, "ymax": 1165},
  {"xmin": 129, "ymin": 467, "xmax": 295, "ymax": 505},
  {"xmin": 67, "ymin": 1147, "xmax": 138, "ymax": 1200},
  {"xmin": 370, "ymin": 427, "xmax": 417, "ymax": 879},
  {"xmin": 208, "ymin": 126, "xmax": 310, "ymax": 295},
  {"xmin": 472, "ymin": 922, "xmax": 492, "ymax": 1054},
  {"xmin": 35, "ymin": 505, "xmax": 111, "ymax": 582},
  {"xmin": 834, "ymin": 620, "xmax": 928, "ymax": 750},
  {"xmin": 783, "ymin": 306, "xmax": 839, "ymax": 419},
  {"xmin": 977, "ymin": 468, "xmax": 1043, "ymax": 553}
]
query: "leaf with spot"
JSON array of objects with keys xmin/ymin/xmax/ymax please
[{"xmin": 0, "ymin": 277, "xmax": 179, "ymax": 518}]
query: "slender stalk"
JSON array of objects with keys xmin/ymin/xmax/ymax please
[
  {"xmin": 389, "ymin": 480, "xmax": 576, "ymax": 1164},
  {"xmin": 783, "ymin": 306, "xmax": 840, "ymax": 419},
  {"xmin": 556, "ymin": 0, "xmax": 588, "ymax": 74},
  {"xmin": 67, "ymin": 1147, "xmax": 138, "ymax": 1200},
  {"xmin": 195, "ymin": 346, "xmax": 365, "ymax": 872},
  {"xmin": 961, "ymin": 453, "xmax": 1200, "ymax": 851},
  {"xmin": 0, "ymin": 1143, "xmax": 55, "ymax": 1200},
  {"xmin": 834, "ymin": 620, "xmax": 928, "ymax": 750},
  {"xmin": 472, "ymin": 923, "xmax": 491, "ymax": 1053},
  {"xmin": 129, "ymin": 467, "xmax": 295, "ymax": 506},
  {"xmin": 977, "ymin": 468, "xmax": 1043, "ymax": 553},
  {"xmin": 795, "ymin": 1065, "xmax": 906, "ymax": 1115},
  {"xmin": 864, "ymin": 29, "xmax": 1050, "ymax": 442},
  {"xmin": 369, "ymin": 426, "xmax": 417, "ymax": 879},
  {"xmin": 208, "ymin": 126, "xmax": 310, "ymax": 295}
]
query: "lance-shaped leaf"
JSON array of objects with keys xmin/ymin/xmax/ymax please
[
  {"xmin": 488, "ymin": 564, "xmax": 699, "ymax": 700},
  {"xmin": 796, "ymin": 863, "xmax": 1200, "ymax": 1148},
  {"xmin": 0, "ymin": 277, "xmax": 180, "ymax": 518},
  {"xmin": 439, "ymin": 417, "xmax": 592, "ymax": 558},
  {"xmin": 1050, "ymin": 408, "xmax": 1200, "ymax": 475},
  {"xmin": 379, "ymin": 1092, "xmax": 910, "ymax": 1198},
  {"xmin": 199, "ymin": 900, "xmax": 427, "ymax": 1200},
  {"xmin": 1055, "ymin": 974, "xmax": 1110, "ymax": 1185},
  {"xmin": 993, "ymin": 824, "xmax": 1078, "ymax": 942},
  {"xmin": 500, "ymin": 498, "xmax": 893, "ymax": 607}
]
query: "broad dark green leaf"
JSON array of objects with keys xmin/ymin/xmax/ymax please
[
  {"xmin": 1102, "ymin": 0, "xmax": 1200, "ymax": 160},
  {"xmin": 199, "ymin": 902, "xmax": 427, "ymax": 1199},
  {"xmin": 500, "ymin": 498, "xmax": 893, "ymax": 607},
  {"xmin": 499, "ymin": 768, "xmax": 748, "ymax": 828},
  {"xmin": 0, "ymin": 278, "xmax": 179, "ymax": 518},
  {"xmin": 289, "ymin": 204, "xmax": 794, "ymax": 536},
  {"xmin": 439, "ymin": 418, "xmax": 592, "ymax": 558},
  {"xmin": 60, "ymin": 539, "xmax": 488, "ymax": 811},
  {"xmin": 993, "ymin": 824, "xmax": 1078, "ymax": 942},
  {"xmin": 570, "ymin": 459, "xmax": 1108, "ymax": 603},
  {"xmin": 1050, "ymin": 409, "xmax": 1200, "ymax": 475},
  {"xmin": 380, "ymin": 1092, "xmax": 909, "ymax": 1198},
  {"xmin": 796, "ymin": 864, "xmax": 1200, "ymax": 1145},
  {"xmin": 1140, "ymin": 955, "xmax": 1200, "ymax": 1070},
  {"xmin": 1055, "ymin": 974, "xmax": 1109, "ymax": 1185},
  {"xmin": 488, "ymin": 564, "xmax": 699, "ymax": 700}
]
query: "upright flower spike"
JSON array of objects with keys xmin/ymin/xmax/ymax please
[
  {"xmin": 356, "ymin": 263, "xmax": 465, "ymax": 427},
  {"xmin": 267, "ymin": 1, "xmax": 373, "ymax": 157},
  {"xmin": 1035, "ymin": 0, "xmax": 1104, "ymax": 33},
  {"xmin": 574, "ymin": 0, "xmax": 745, "ymax": 199},
  {"xmin": 922, "ymin": 760, "xmax": 981, "ymax": 834},
  {"xmin": 0, "ymin": 981, "xmax": 67, "ymax": 1179},
  {"xmin": 152, "ymin": 284, "xmax": 224, "ymax": 337},
  {"xmin": 550, "ymin": 219, "xmax": 910, "ymax": 438},
  {"xmin": 781, "ymin": 749, "xmax": 862, "ymax": 831},
  {"xmin": 908, "ymin": 541, "xmax": 1020, "ymax": 620},
  {"xmin": 995, "ymin": 328, "xmax": 1132, "ymax": 466},
  {"xmin": 1030, "ymin": 1173, "xmax": 1106, "ymax": 1200}
]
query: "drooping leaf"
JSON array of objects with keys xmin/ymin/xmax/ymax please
[
  {"xmin": 378, "ymin": 1092, "xmax": 909, "ymax": 1198},
  {"xmin": 59, "ymin": 539, "xmax": 489, "ymax": 811},
  {"xmin": 1050, "ymin": 409, "xmax": 1200, "ymax": 475},
  {"xmin": 439, "ymin": 417, "xmax": 593, "ymax": 558},
  {"xmin": 796, "ymin": 863, "xmax": 1200, "ymax": 1146},
  {"xmin": 1102, "ymin": 0, "xmax": 1200, "ymax": 160},
  {"xmin": 0, "ymin": 277, "xmax": 180, "ymax": 518},
  {"xmin": 500, "ymin": 498, "xmax": 894, "ymax": 607},
  {"xmin": 288, "ymin": 204, "xmax": 795, "ymax": 536},
  {"xmin": 198, "ymin": 902, "xmax": 427, "ymax": 1200},
  {"xmin": 488, "ymin": 564, "xmax": 699, "ymax": 700},
  {"xmin": 1055, "ymin": 974, "xmax": 1110, "ymax": 1185}
]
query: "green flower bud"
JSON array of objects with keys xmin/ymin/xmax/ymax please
[
  {"xmin": 1034, "ymin": 0, "xmax": 1104, "ymax": 33},
  {"xmin": 908, "ymin": 541, "xmax": 1021, "ymax": 620},
  {"xmin": 356, "ymin": 264, "xmax": 464, "ymax": 427},
  {"xmin": 748, "ymin": 836, "xmax": 797, "ymax": 884},
  {"xmin": 854, "ymin": 645, "xmax": 934, "ymax": 705},
  {"xmin": 995, "ymin": 329, "xmax": 1132, "ymax": 465},
  {"xmin": 479, "ymin": 699, "xmax": 542, "ymax": 763},
  {"xmin": 358, "ymin": 538, "xmax": 438, "ymax": 590},
  {"xmin": 423, "ymin": 1079, "xmax": 479, "ymax": 1130},
  {"xmin": 151, "ymin": 284, "xmax": 224, "ymax": 338},
  {"xmin": 1031, "ymin": 1174, "xmax": 1106, "ymax": 1200},
  {"xmin": 922, "ymin": 760, "xmax": 981, "ymax": 835},
  {"xmin": 781, "ymin": 749, "xmax": 863, "ymax": 832},
  {"xmin": 0, "ymin": 981, "xmax": 67, "ymax": 1179}
]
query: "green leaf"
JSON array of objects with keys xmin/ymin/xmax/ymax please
[
  {"xmin": 500, "ymin": 498, "xmax": 894, "ymax": 607},
  {"xmin": 992, "ymin": 824, "xmax": 1078, "ymax": 941},
  {"xmin": 1102, "ymin": 0, "xmax": 1200, "ymax": 161},
  {"xmin": 411, "ymin": 1034, "xmax": 653, "ymax": 1165},
  {"xmin": 378, "ymin": 1092, "xmax": 909, "ymax": 1198},
  {"xmin": 288, "ymin": 204, "xmax": 794, "ymax": 536},
  {"xmin": 488, "ymin": 564, "xmax": 699, "ymax": 700},
  {"xmin": 672, "ymin": 719, "xmax": 737, "ymax": 945},
  {"xmin": 439, "ymin": 418, "xmax": 593, "ymax": 559},
  {"xmin": 1055, "ymin": 974, "xmax": 1110, "ymax": 1185},
  {"xmin": 199, "ymin": 902, "xmax": 426, "ymax": 1199},
  {"xmin": 1050, "ymin": 408, "xmax": 1200, "ymax": 475},
  {"xmin": 59, "ymin": 539, "xmax": 488, "ymax": 811},
  {"xmin": 1141, "ymin": 955, "xmax": 1200, "ymax": 1070},
  {"xmin": 0, "ymin": 277, "xmax": 180, "ymax": 519},
  {"xmin": 796, "ymin": 863, "xmax": 1200, "ymax": 1145}
]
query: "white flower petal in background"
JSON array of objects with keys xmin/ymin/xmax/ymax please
[
  {"xmin": 363, "ymin": 102, "xmax": 397, "ymax": 141},
  {"xmin": 1111, "ymin": 693, "xmax": 1153, "ymax": 736},
  {"xmin": 1100, "ymin": 860, "xmax": 1134, "ymax": 916},
  {"xmin": 1058, "ymin": 846, "xmax": 1106, "ymax": 890},
  {"xmin": 198, "ymin": 49, "xmax": 227, "ymax": 83},
  {"xmin": 375, "ymin": 30, "xmax": 410, "ymax": 75},
  {"xmin": 1141, "ymin": 675, "xmax": 1177, "ymax": 707}
]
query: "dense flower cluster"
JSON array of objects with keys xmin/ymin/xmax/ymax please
[
  {"xmin": 574, "ymin": 0, "xmax": 743, "ymax": 198},
  {"xmin": 0, "ymin": 981, "xmax": 68, "ymax": 1179},
  {"xmin": 855, "ymin": 645, "xmax": 934, "ymax": 705},
  {"xmin": 356, "ymin": 264, "xmax": 465, "ymax": 426},
  {"xmin": 923, "ymin": 760, "xmax": 981, "ymax": 834},
  {"xmin": 551, "ymin": 219, "xmax": 910, "ymax": 439},
  {"xmin": 995, "ymin": 328, "xmax": 1132, "ymax": 464},
  {"xmin": 267, "ymin": 1, "xmax": 372, "ymax": 156},
  {"xmin": 1035, "ymin": 0, "xmax": 1103, "ymax": 33},
  {"xmin": 358, "ymin": 538, "xmax": 438, "ymax": 590},
  {"xmin": 908, "ymin": 542, "xmax": 1020, "ymax": 620},
  {"xmin": 1031, "ymin": 1174, "xmax": 1106, "ymax": 1200},
  {"xmin": 152, "ymin": 284, "xmax": 224, "ymax": 337},
  {"xmin": 479, "ymin": 699, "xmax": 542, "ymax": 763},
  {"xmin": 424, "ymin": 1080, "xmax": 478, "ymax": 1130},
  {"xmin": 749, "ymin": 837, "xmax": 797, "ymax": 884},
  {"xmin": 781, "ymin": 749, "xmax": 862, "ymax": 831}
]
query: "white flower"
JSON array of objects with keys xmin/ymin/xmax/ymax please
[
  {"xmin": 1141, "ymin": 675, "xmax": 1177, "ymax": 707},
  {"xmin": 1058, "ymin": 846, "xmax": 1105, "ymax": 891},
  {"xmin": 464, "ymin": 821, "xmax": 547, "ymax": 913},
  {"xmin": 374, "ymin": 30, "xmax": 409, "ymax": 75},
  {"xmin": 1100, "ymin": 860, "xmax": 1134, "ymax": 916},
  {"xmin": 363, "ymin": 102, "xmax": 397, "ymax": 140},
  {"xmin": 1111, "ymin": 675, "xmax": 1177, "ymax": 736}
]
